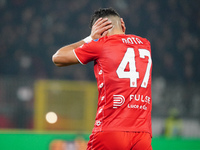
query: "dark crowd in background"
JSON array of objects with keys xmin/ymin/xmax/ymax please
[{"xmin": 0, "ymin": 0, "xmax": 199, "ymax": 84}]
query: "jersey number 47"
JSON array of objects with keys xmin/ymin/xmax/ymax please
[{"xmin": 116, "ymin": 48, "xmax": 152, "ymax": 88}]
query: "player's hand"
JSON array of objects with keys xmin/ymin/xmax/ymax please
[{"xmin": 90, "ymin": 18, "xmax": 113, "ymax": 40}]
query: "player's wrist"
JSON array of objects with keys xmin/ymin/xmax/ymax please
[{"xmin": 83, "ymin": 36, "xmax": 93, "ymax": 43}]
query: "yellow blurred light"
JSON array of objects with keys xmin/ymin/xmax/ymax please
[{"xmin": 46, "ymin": 112, "xmax": 58, "ymax": 124}]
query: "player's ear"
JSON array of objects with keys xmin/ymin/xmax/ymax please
[{"xmin": 121, "ymin": 18, "xmax": 126, "ymax": 33}]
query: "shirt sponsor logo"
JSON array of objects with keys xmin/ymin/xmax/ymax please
[
  {"xmin": 113, "ymin": 94, "xmax": 151, "ymax": 110},
  {"xmin": 113, "ymin": 95, "xmax": 125, "ymax": 109}
]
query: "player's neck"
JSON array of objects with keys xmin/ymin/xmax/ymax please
[{"xmin": 107, "ymin": 29, "xmax": 125, "ymax": 36}]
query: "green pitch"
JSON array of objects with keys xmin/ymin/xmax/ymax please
[{"xmin": 0, "ymin": 130, "xmax": 200, "ymax": 150}]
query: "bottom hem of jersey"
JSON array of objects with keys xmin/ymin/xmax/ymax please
[{"xmin": 92, "ymin": 128, "xmax": 152, "ymax": 137}]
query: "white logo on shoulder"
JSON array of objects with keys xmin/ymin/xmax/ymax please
[{"xmin": 113, "ymin": 95, "xmax": 125, "ymax": 109}]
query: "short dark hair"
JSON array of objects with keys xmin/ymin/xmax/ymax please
[{"xmin": 90, "ymin": 7, "xmax": 120, "ymax": 28}]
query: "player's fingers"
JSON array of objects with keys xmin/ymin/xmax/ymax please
[
  {"xmin": 101, "ymin": 30, "xmax": 108, "ymax": 37},
  {"xmin": 98, "ymin": 20, "xmax": 112, "ymax": 29},
  {"xmin": 99, "ymin": 24, "xmax": 113, "ymax": 33},
  {"xmin": 96, "ymin": 24, "xmax": 112, "ymax": 38},
  {"xmin": 93, "ymin": 18, "xmax": 107, "ymax": 27},
  {"xmin": 106, "ymin": 24, "xmax": 113, "ymax": 30},
  {"xmin": 94, "ymin": 18, "xmax": 109, "ymax": 27},
  {"xmin": 93, "ymin": 18, "xmax": 103, "ymax": 26}
]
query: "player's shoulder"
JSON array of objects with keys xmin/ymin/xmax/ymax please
[
  {"xmin": 88, "ymin": 37, "xmax": 105, "ymax": 45},
  {"xmin": 95, "ymin": 36, "xmax": 110, "ymax": 42},
  {"xmin": 81, "ymin": 37, "xmax": 103, "ymax": 51},
  {"xmin": 87, "ymin": 36, "xmax": 112, "ymax": 47},
  {"xmin": 91, "ymin": 34, "xmax": 150, "ymax": 44},
  {"xmin": 94, "ymin": 35, "xmax": 126, "ymax": 44}
]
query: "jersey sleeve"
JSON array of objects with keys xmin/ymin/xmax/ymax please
[{"xmin": 73, "ymin": 40, "xmax": 102, "ymax": 65}]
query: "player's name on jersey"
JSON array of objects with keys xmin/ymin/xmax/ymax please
[
  {"xmin": 122, "ymin": 37, "xmax": 143, "ymax": 45},
  {"xmin": 129, "ymin": 94, "xmax": 151, "ymax": 104}
]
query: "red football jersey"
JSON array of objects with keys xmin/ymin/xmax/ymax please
[{"xmin": 74, "ymin": 34, "xmax": 152, "ymax": 136}]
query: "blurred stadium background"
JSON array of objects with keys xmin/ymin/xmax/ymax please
[{"xmin": 0, "ymin": 0, "xmax": 200, "ymax": 149}]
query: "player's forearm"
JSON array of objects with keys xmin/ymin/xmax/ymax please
[
  {"xmin": 52, "ymin": 38, "xmax": 91, "ymax": 67},
  {"xmin": 52, "ymin": 18, "xmax": 112, "ymax": 67}
]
